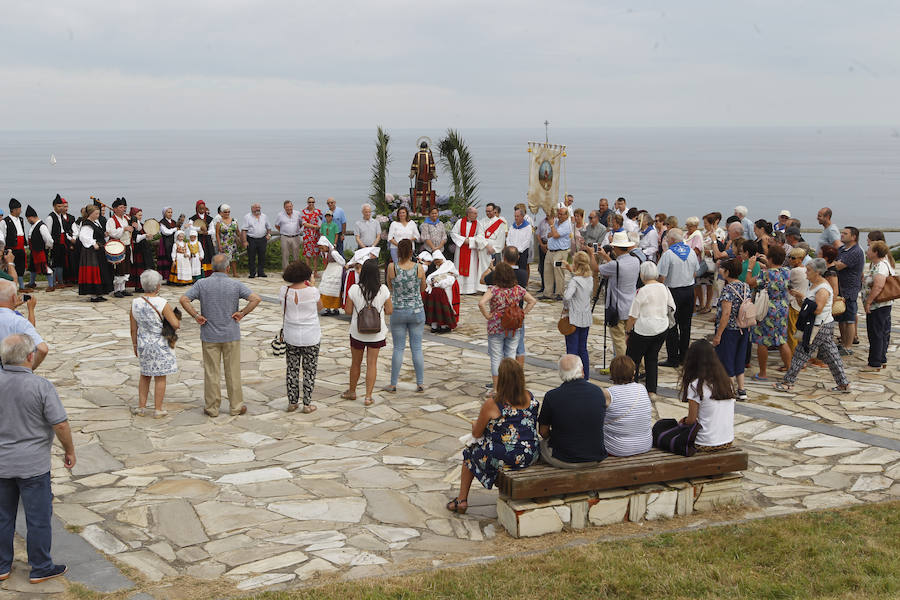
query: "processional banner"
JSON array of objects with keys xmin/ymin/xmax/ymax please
[{"xmin": 526, "ymin": 142, "xmax": 565, "ymax": 217}]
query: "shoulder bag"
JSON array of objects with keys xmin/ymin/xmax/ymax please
[
  {"xmin": 557, "ymin": 307, "xmax": 576, "ymax": 336},
  {"xmin": 142, "ymin": 296, "xmax": 180, "ymax": 349},
  {"xmin": 270, "ymin": 292, "xmax": 287, "ymax": 356},
  {"xmin": 652, "ymin": 418, "xmax": 701, "ymax": 457},
  {"xmin": 874, "ymin": 272, "xmax": 900, "ymax": 303},
  {"xmin": 605, "ymin": 259, "xmax": 620, "ymax": 326}
]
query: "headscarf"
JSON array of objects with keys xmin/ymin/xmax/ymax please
[
  {"xmin": 316, "ymin": 235, "xmax": 334, "ymax": 250},
  {"xmin": 129, "ymin": 207, "xmax": 141, "ymax": 218},
  {"xmin": 418, "ymin": 251, "xmax": 432, "ymax": 263},
  {"xmin": 195, "ymin": 200, "xmax": 207, "ymax": 214},
  {"xmin": 162, "ymin": 206, "xmax": 173, "ymax": 218},
  {"xmin": 432, "ymin": 250, "xmax": 446, "ymax": 263}
]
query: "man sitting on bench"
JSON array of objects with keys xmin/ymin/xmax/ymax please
[{"xmin": 538, "ymin": 354, "xmax": 608, "ymax": 468}]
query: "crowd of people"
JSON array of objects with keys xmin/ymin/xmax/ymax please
[{"xmin": 0, "ymin": 189, "xmax": 896, "ymax": 582}]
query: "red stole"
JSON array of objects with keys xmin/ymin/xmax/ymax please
[
  {"xmin": 456, "ymin": 218, "xmax": 478, "ymax": 277},
  {"xmin": 484, "ymin": 218, "xmax": 504, "ymax": 238}
]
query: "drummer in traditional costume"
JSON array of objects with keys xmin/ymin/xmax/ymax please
[
  {"xmin": 45, "ymin": 194, "xmax": 78, "ymax": 287},
  {"xmin": 187, "ymin": 228, "xmax": 204, "ymax": 281},
  {"xmin": 169, "ymin": 230, "xmax": 193, "ymax": 285},
  {"xmin": 424, "ymin": 250, "xmax": 460, "ymax": 333},
  {"xmin": 78, "ymin": 203, "xmax": 113, "ymax": 301},
  {"xmin": 0, "ymin": 198, "xmax": 28, "ymax": 290},
  {"xmin": 342, "ymin": 246, "xmax": 379, "ymax": 312},
  {"xmin": 25, "ymin": 206, "xmax": 55, "ymax": 291},
  {"xmin": 190, "ymin": 200, "xmax": 214, "ymax": 276},
  {"xmin": 127, "ymin": 207, "xmax": 155, "ymax": 291},
  {"xmin": 316, "ymin": 236, "xmax": 345, "ymax": 315},
  {"xmin": 450, "ymin": 206, "xmax": 485, "ymax": 294},
  {"xmin": 156, "ymin": 207, "xmax": 178, "ymax": 282},
  {"xmin": 106, "ymin": 198, "xmax": 135, "ymax": 297}
]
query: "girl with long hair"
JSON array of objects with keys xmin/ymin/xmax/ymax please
[
  {"xmin": 679, "ymin": 340, "xmax": 736, "ymax": 451},
  {"xmin": 344, "ymin": 258, "xmax": 392, "ymax": 406}
]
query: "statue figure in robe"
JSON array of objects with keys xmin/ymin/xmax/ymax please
[{"xmin": 409, "ymin": 141, "xmax": 437, "ymax": 214}]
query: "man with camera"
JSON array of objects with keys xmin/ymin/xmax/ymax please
[
  {"xmin": 0, "ymin": 280, "xmax": 49, "ymax": 369},
  {"xmin": 593, "ymin": 232, "xmax": 641, "ymax": 358},
  {"xmin": 542, "ymin": 205, "xmax": 572, "ymax": 300}
]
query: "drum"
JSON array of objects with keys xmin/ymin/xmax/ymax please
[
  {"xmin": 105, "ymin": 240, "xmax": 126, "ymax": 264},
  {"xmin": 120, "ymin": 229, "xmax": 132, "ymax": 245},
  {"xmin": 143, "ymin": 219, "xmax": 160, "ymax": 236}
]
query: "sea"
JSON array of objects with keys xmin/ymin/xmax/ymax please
[{"xmin": 2, "ymin": 127, "xmax": 899, "ymax": 245}]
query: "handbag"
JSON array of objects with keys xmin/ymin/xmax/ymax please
[
  {"xmin": 754, "ymin": 288, "xmax": 770, "ymax": 321},
  {"xmin": 874, "ymin": 274, "xmax": 900, "ymax": 303},
  {"xmin": 142, "ymin": 296, "xmax": 179, "ymax": 349},
  {"xmin": 604, "ymin": 259, "xmax": 620, "ymax": 327},
  {"xmin": 270, "ymin": 293, "xmax": 287, "ymax": 356},
  {"xmin": 557, "ymin": 309, "xmax": 576, "ymax": 335},
  {"xmin": 831, "ymin": 296, "xmax": 846, "ymax": 317},
  {"xmin": 652, "ymin": 418, "xmax": 701, "ymax": 457},
  {"xmin": 667, "ymin": 304, "xmax": 676, "ymax": 330}
]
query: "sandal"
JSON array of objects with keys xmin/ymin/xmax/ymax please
[
  {"xmin": 302, "ymin": 404, "xmax": 317, "ymax": 414},
  {"xmin": 773, "ymin": 382, "xmax": 794, "ymax": 392},
  {"xmin": 445, "ymin": 497, "xmax": 468, "ymax": 514},
  {"xmin": 383, "ymin": 385, "xmax": 397, "ymax": 393},
  {"xmin": 776, "ymin": 365, "xmax": 789, "ymax": 372},
  {"xmin": 750, "ymin": 374, "xmax": 769, "ymax": 382},
  {"xmin": 130, "ymin": 406, "xmax": 146, "ymax": 417},
  {"xmin": 364, "ymin": 397, "xmax": 374, "ymax": 406},
  {"xmin": 416, "ymin": 385, "xmax": 425, "ymax": 393},
  {"xmin": 340, "ymin": 390, "xmax": 356, "ymax": 400},
  {"xmin": 831, "ymin": 384, "xmax": 852, "ymax": 394},
  {"xmin": 286, "ymin": 403, "xmax": 298, "ymax": 413}
]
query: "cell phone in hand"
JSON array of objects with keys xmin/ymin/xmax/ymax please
[{"xmin": 554, "ymin": 261, "xmax": 563, "ymax": 267}]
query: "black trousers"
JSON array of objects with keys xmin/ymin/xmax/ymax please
[
  {"xmin": 247, "ymin": 236, "xmax": 268, "ymax": 276},
  {"xmin": 665, "ymin": 285, "xmax": 695, "ymax": 364},
  {"xmin": 626, "ymin": 330, "xmax": 667, "ymax": 393},
  {"xmin": 867, "ymin": 305, "xmax": 891, "ymax": 367},
  {"xmin": 537, "ymin": 245, "xmax": 547, "ymax": 290}
]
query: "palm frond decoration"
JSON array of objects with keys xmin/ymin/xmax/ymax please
[
  {"xmin": 438, "ymin": 129, "xmax": 479, "ymax": 211},
  {"xmin": 369, "ymin": 126, "xmax": 391, "ymax": 214}
]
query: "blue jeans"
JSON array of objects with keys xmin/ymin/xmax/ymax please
[
  {"xmin": 565, "ymin": 326, "xmax": 590, "ymax": 379},
  {"xmin": 488, "ymin": 330, "xmax": 522, "ymax": 376},
  {"xmin": 0, "ymin": 472, "xmax": 54, "ymax": 575},
  {"xmin": 389, "ymin": 246, "xmax": 399, "ymax": 266},
  {"xmin": 27, "ymin": 271, "xmax": 55, "ymax": 288},
  {"xmin": 390, "ymin": 307, "xmax": 426, "ymax": 386},
  {"xmin": 517, "ymin": 324, "xmax": 526, "ymax": 357}
]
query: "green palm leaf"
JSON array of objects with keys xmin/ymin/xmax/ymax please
[
  {"xmin": 369, "ymin": 126, "xmax": 391, "ymax": 214},
  {"xmin": 438, "ymin": 129, "xmax": 479, "ymax": 211}
]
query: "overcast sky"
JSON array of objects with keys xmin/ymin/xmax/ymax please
[{"xmin": 2, "ymin": 1, "xmax": 897, "ymax": 129}]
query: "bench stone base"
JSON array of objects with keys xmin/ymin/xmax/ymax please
[{"xmin": 497, "ymin": 472, "xmax": 744, "ymax": 538}]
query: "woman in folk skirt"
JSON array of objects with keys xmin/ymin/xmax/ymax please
[
  {"xmin": 156, "ymin": 207, "xmax": 178, "ymax": 282},
  {"xmin": 316, "ymin": 236, "xmax": 345, "ymax": 315},
  {"xmin": 77, "ymin": 204, "xmax": 113, "ymax": 302},
  {"xmin": 127, "ymin": 207, "xmax": 155, "ymax": 292},
  {"xmin": 424, "ymin": 250, "xmax": 460, "ymax": 333}
]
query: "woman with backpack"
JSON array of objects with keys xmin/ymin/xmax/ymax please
[
  {"xmin": 344, "ymin": 258, "xmax": 393, "ymax": 406},
  {"xmin": 478, "ymin": 262, "xmax": 537, "ymax": 387},
  {"xmin": 711, "ymin": 258, "xmax": 751, "ymax": 401}
]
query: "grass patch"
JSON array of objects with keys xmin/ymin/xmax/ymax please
[
  {"xmin": 241, "ymin": 501, "xmax": 900, "ymax": 600},
  {"xmin": 65, "ymin": 524, "xmax": 84, "ymax": 534}
]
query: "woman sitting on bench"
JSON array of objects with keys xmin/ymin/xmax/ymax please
[
  {"xmin": 680, "ymin": 340, "xmax": 735, "ymax": 452},
  {"xmin": 447, "ymin": 359, "xmax": 539, "ymax": 514}
]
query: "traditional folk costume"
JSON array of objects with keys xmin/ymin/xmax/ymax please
[
  {"xmin": 105, "ymin": 199, "xmax": 133, "ymax": 297},
  {"xmin": 424, "ymin": 250, "xmax": 460, "ymax": 332},
  {"xmin": 156, "ymin": 210, "xmax": 178, "ymax": 281},
  {"xmin": 25, "ymin": 206, "xmax": 55, "ymax": 290},
  {"xmin": 190, "ymin": 201, "xmax": 214, "ymax": 276},
  {"xmin": 187, "ymin": 229, "xmax": 204, "ymax": 281},
  {"xmin": 78, "ymin": 217, "xmax": 113, "ymax": 301},
  {"xmin": 1, "ymin": 198, "xmax": 27, "ymax": 288},
  {"xmin": 317, "ymin": 236, "xmax": 346, "ymax": 314},
  {"xmin": 450, "ymin": 216, "xmax": 484, "ymax": 294},
  {"xmin": 46, "ymin": 195, "xmax": 79, "ymax": 286},
  {"xmin": 127, "ymin": 207, "xmax": 154, "ymax": 290},
  {"xmin": 342, "ymin": 246, "xmax": 380, "ymax": 313},
  {"xmin": 169, "ymin": 231, "xmax": 193, "ymax": 285}
]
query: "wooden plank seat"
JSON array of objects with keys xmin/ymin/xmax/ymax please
[{"xmin": 496, "ymin": 447, "xmax": 748, "ymax": 500}]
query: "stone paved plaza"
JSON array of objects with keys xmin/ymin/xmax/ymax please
[{"xmin": 3, "ymin": 273, "xmax": 899, "ymax": 597}]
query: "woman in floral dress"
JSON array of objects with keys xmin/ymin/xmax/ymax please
[
  {"xmin": 446, "ymin": 359, "xmax": 539, "ymax": 514},
  {"xmin": 301, "ymin": 197, "xmax": 323, "ymax": 271},
  {"xmin": 215, "ymin": 204, "xmax": 239, "ymax": 278},
  {"xmin": 748, "ymin": 245, "xmax": 792, "ymax": 380}
]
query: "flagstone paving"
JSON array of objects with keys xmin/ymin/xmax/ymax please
[{"xmin": 3, "ymin": 274, "xmax": 899, "ymax": 596}]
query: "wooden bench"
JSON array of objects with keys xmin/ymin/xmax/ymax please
[
  {"xmin": 497, "ymin": 447, "xmax": 748, "ymax": 500},
  {"xmin": 495, "ymin": 448, "xmax": 749, "ymax": 537}
]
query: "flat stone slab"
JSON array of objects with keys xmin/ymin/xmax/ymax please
[
  {"xmin": 70, "ymin": 443, "xmax": 125, "ymax": 476},
  {"xmin": 153, "ymin": 499, "xmax": 209, "ymax": 547},
  {"xmin": 217, "ymin": 467, "xmax": 293, "ymax": 485},
  {"xmin": 267, "ymin": 498, "xmax": 367, "ymax": 523}
]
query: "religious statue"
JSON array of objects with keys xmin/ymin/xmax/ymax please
[{"xmin": 409, "ymin": 138, "xmax": 437, "ymax": 214}]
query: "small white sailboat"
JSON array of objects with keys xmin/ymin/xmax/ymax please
[{"xmin": 50, "ymin": 154, "xmax": 57, "ymax": 165}]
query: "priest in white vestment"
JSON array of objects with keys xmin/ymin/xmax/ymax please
[
  {"xmin": 451, "ymin": 206, "xmax": 484, "ymax": 294},
  {"xmin": 481, "ymin": 203, "xmax": 508, "ymax": 266}
]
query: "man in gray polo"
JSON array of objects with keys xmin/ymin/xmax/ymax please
[
  {"xmin": 657, "ymin": 228, "xmax": 699, "ymax": 368},
  {"xmin": 180, "ymin": 254, "xmax": 261, "ymax": 417},
  {"xmin": 0, "ymin": 333, "xmax": 75, "ymax": 584},
  {"xmin": 354, "ymin": 204, "xmax": 380, "ymax": 249}
]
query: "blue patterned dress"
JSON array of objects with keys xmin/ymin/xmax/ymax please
[
  {"xmin": 132, "ymin": 297, "xmax": 178, "ymax": 377},
  {"xmin": 463, "ymin": 394, "xmax": 539, "ymax": 489},
  {"xmin": 751, "ymin": 266, "xmax": 790, "ymax": 346}
]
